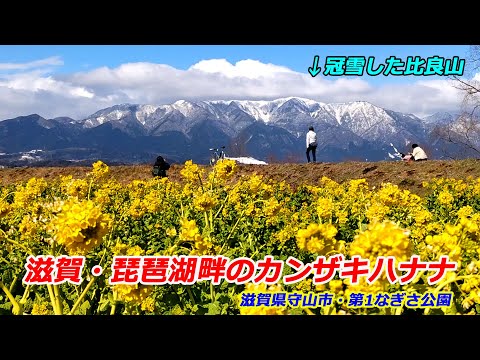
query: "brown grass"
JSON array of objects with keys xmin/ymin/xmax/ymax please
[{"xmin": 2, "ymin": 159, "xmax": 480, "ymax": 196}]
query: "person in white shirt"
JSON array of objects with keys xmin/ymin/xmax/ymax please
[
  {"xmin": 306, "ymin": 126, "xmax": 318, "ymax": 163},
  {"xmin": 410, "ymin": 143, "xmax": 428, "ymax": 161}
]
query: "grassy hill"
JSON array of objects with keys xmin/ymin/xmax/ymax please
[{"xmin": 2, "ymin": 159, "xmax": 480, "ymax": 196}]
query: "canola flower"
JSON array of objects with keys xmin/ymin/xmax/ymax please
[
  {"xmin": 166, "ymin": 227, "xmax": 177, "ymax": 237},
  {"xmin": 316, "ymin": 197, "xmax": 334, "ymax": 219},
  {"xmin": 296, "ymin": 223, "xmax": 338, "ymax": 255},
  {"xmin": 108, "ymin": 244, "xmax": 154, "ymax": 309},
  {"xmin": 178, "ymin": 217, "xmax": 214, "ymax": 255},
  {"xmin": 90, "ymin": 160, "xmax": 110, "ymax": 180},
  {"xmin": 208, "ymin": 158, "xmax": 237, "ymax": 184},
  {"xmin": 111, "ymin": 243, "xmax": 145, "ymax": 256},
  {"xmin": 141, "ymin": 297, "xmax": 156, "ymax": 312},
  {"xmin": 31, "ymin": 302, "xmax": 52, "ymax": 315},
  {"xmin": 18, "ymin": 215, "xmax": 43, "ymax": 242},
  {"xmin": 5, "ymin": 160, "xmax": 480, "ymax": 315},
  {"xmin": 193, "ymin": 190, "xmax": 219, "ymax": 212},
  {"xmin": 349, "ymin": 220, "xmax": 413, "ymax": 263},
  {"xmin": 113, "ymin": 284, "xmax": 153, "ymax": 305},
  {"xmin": 437, "ymin": 190, "xmax": 455, "ymax": 207},
  {"xmin": 47, "ymin": 198, "xmax": 112, "ymax": 255},
  {"xmin": 0, "ymin": 200, "xmax": 10, "ymax": 218},
  {"xmin": 179, "ymin": 217, "xmax": 202, "ymax": 242},
  {"xmin": 12, "ymin": 178, "xmax": 48, "ymax": 211},
  {"xmin": 59, "ymin": 176, "xmax": 89, "ymax": 199},
  {"xmin": 180, "ymin": 160, "xmax": 205, "ymax": 183},
  {"xmin": 347, "ymin": 220, "xmax": 413, "ymax": 294}
]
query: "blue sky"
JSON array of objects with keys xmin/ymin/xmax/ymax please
[{"xmin": 0, "ymin": 45, "xmax": 473, "ymax": 120}]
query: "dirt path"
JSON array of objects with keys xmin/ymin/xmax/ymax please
[{"xmin": 2, "ymin": 159, "xmax": 480, "ymax": 196}]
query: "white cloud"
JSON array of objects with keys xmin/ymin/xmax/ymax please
[
  {"xmin": 1, "ymin": 71, "xmax": 94, "ymax": 98},
  {"xmin": 0, "ymin": 56, "xmax": 63, "ymax": 71},
  {"xmin": 189, "ymin": 59, "xmax": 293, "ymax": 79},
  {"xmin": 0, "ymin": 57, "xmax": 473, "ymax": 120}
]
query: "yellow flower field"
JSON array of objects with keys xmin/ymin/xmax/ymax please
[{"xmin": 1, "ymin": 160, "xmax": 480, "ymax": 315}]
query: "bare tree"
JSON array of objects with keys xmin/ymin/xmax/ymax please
[{"xmin": 436, "ymin": 45, "xmax": 480, "ymax": 158}]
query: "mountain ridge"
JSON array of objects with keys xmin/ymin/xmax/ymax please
[{"xmin": 0, "ymin": 97, "xmax": 462, "ymax": 166}]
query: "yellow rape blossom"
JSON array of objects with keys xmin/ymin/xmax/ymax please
[
  {"xmin": 47, "ymin": 198, "xmax": 112, "ymax": 255},
  {"xmin": 209, "ymin": 158, "xmax": 237, "ymax": 182},
  {"xmin": 114, "ymin": 284, "xmax": 153, "ymax": 305},
  {"xmin": 193, "ymin": 190, "xmax": 218, "ymax": 212},
  {"xmin": 349, "ymin": 220, "xmax": 412, "ymax": 263},
  {"xmin": 179, "ymin": 218, "xmax": 201, "ymax": 241},
  {"xmin": 437, "ymin": 190, "xmax": 454, "ymax": 206},
  {"xmin": 31, "ymin": 303, "xmax": 52, "ymax": 315},
  {"xmin": 317, "ymin": 197, "xmax": 334, "ymax": 219},
  {"xmin": 91, "ymin": 160, "xmax": 110, "ymax": 180},
  {"xmin": 296, "ymin": 223, "xmax": 338, "ymax": 255},
  {"xmin": 141, "ymin": 297, "xmax": 156, "ymax": 312},
  {"xmin": 166, "ymin": 227, "xmax": 177, "ymax": 237},
  {"xmin": 180, "ymin": 160, "xmax": 205, "ymax": 183}
]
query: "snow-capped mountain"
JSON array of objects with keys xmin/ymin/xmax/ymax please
[
  {"xmin": 79, "ymin": 97, "xmax": 428, "ymax": 146},
  {"xmin": 422, "ymin": 112, "xmax": 458, "ymax": 125},
  {"xmin": 0, "ymin": 97, "xmax": 464, "ymax": 165}
]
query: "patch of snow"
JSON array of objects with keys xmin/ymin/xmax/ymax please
[
  {"xmin": 136, "ymin": 105, "xmax": 159, "ymax": 125},
  {"xmin": 225, "ymin": 156, "xmax": 268, "ymax": 165},
  {"xmin": 20, "ymin": 154, "xmax": 36, "ymax": 160},
  {"xmin": 171, "ymin": 100, "xmax": 198, "ymax": 117}
]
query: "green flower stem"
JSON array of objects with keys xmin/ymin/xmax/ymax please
[
  {"xmin": 323, "ymin": 306, "xmax": 334, "ymax": 315},
  {"xmin": 208, "ymin": 168, "xmax": 216, "ymax": 191},
  {"xmin": 1, "ymin": 191, "xmax": 15, "ymax": 201},
  {"xmin": 96, "ymin": 210, "xmax": 119, "ymax": 315},
  {"xmin": 9, "ymin": 275, "xmax": 17, "ymax": 293},
  {"xmin": 53, "ymin": 285, "xmax": 63, "ymax": 314},
  {"xmin": 87, "ymin": 178, "xmax": 94, "ymax": 200},
  {"xmin": 1, "ymin": 233, "xmax": 34, "ymax": 255},
  {"xmin": 214, "ymin": 193, "xmax": 230, "ymax": 219},
  {"xmin": 186, "ymin": 286, "xmax": 196, "ymax": 305},
  {"xmin": 226, "ymin": 200, "xmax": 264, "ymax": 241},
  {"xmin": 304, "ymin": 307, "xmax": 315, "ymax": 315},
  {"xmin": 197, "ymin": 172, "xmax": 205, "ymax": 193},
  {"xmin": 0, "ymin": 280, "xmax": 21, "ymax": 315},
  {"xmin": 0, "ymin": 257, "xmax": 12, "ymax": 266},
  {"xmin": 98, "ymin": 248, "xmax": 109, "ymax": 270},
  {"xmin": 249, "ymin": 244, "xmax": 265, "ymax": 259},
  {"xmin": 226, "ymin": 217, "xmax": 243, "ymax": 241},
  {"xmin": 99, "ymin": 212, "xmax": 121, "ymax": 266},
  {"xmin": 110, "ymin": 290, "xmax": 117, "ymax": 315},
  {"xmin": 226, "ymin": 210, "xmax": 247, "ymax": 241},
  {"xmin": 210, "ymin": 282, "xmax": 215, "ymax": 303},
  {"xmin": 204, "ymin": 211, "xmax": 210, "ymax": 232},
  {"xmin": 20, "ymin": 284, "xmax": 31, "ymax": 303},
  {"xmin": 68, "ymin": 276, "xmax": 96, "ymax": 315},
  {"xmin": 47, "ymin": 284, "xmax": 61, "ymax": 315},
  {"xmin": 209, "ymin": 210, "xmax": 213, "ymax": 232}
]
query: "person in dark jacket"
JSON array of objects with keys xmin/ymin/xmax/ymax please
[{"xmin": 152, "ymin": 156, "xmax": 170, "ymax": 178}]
